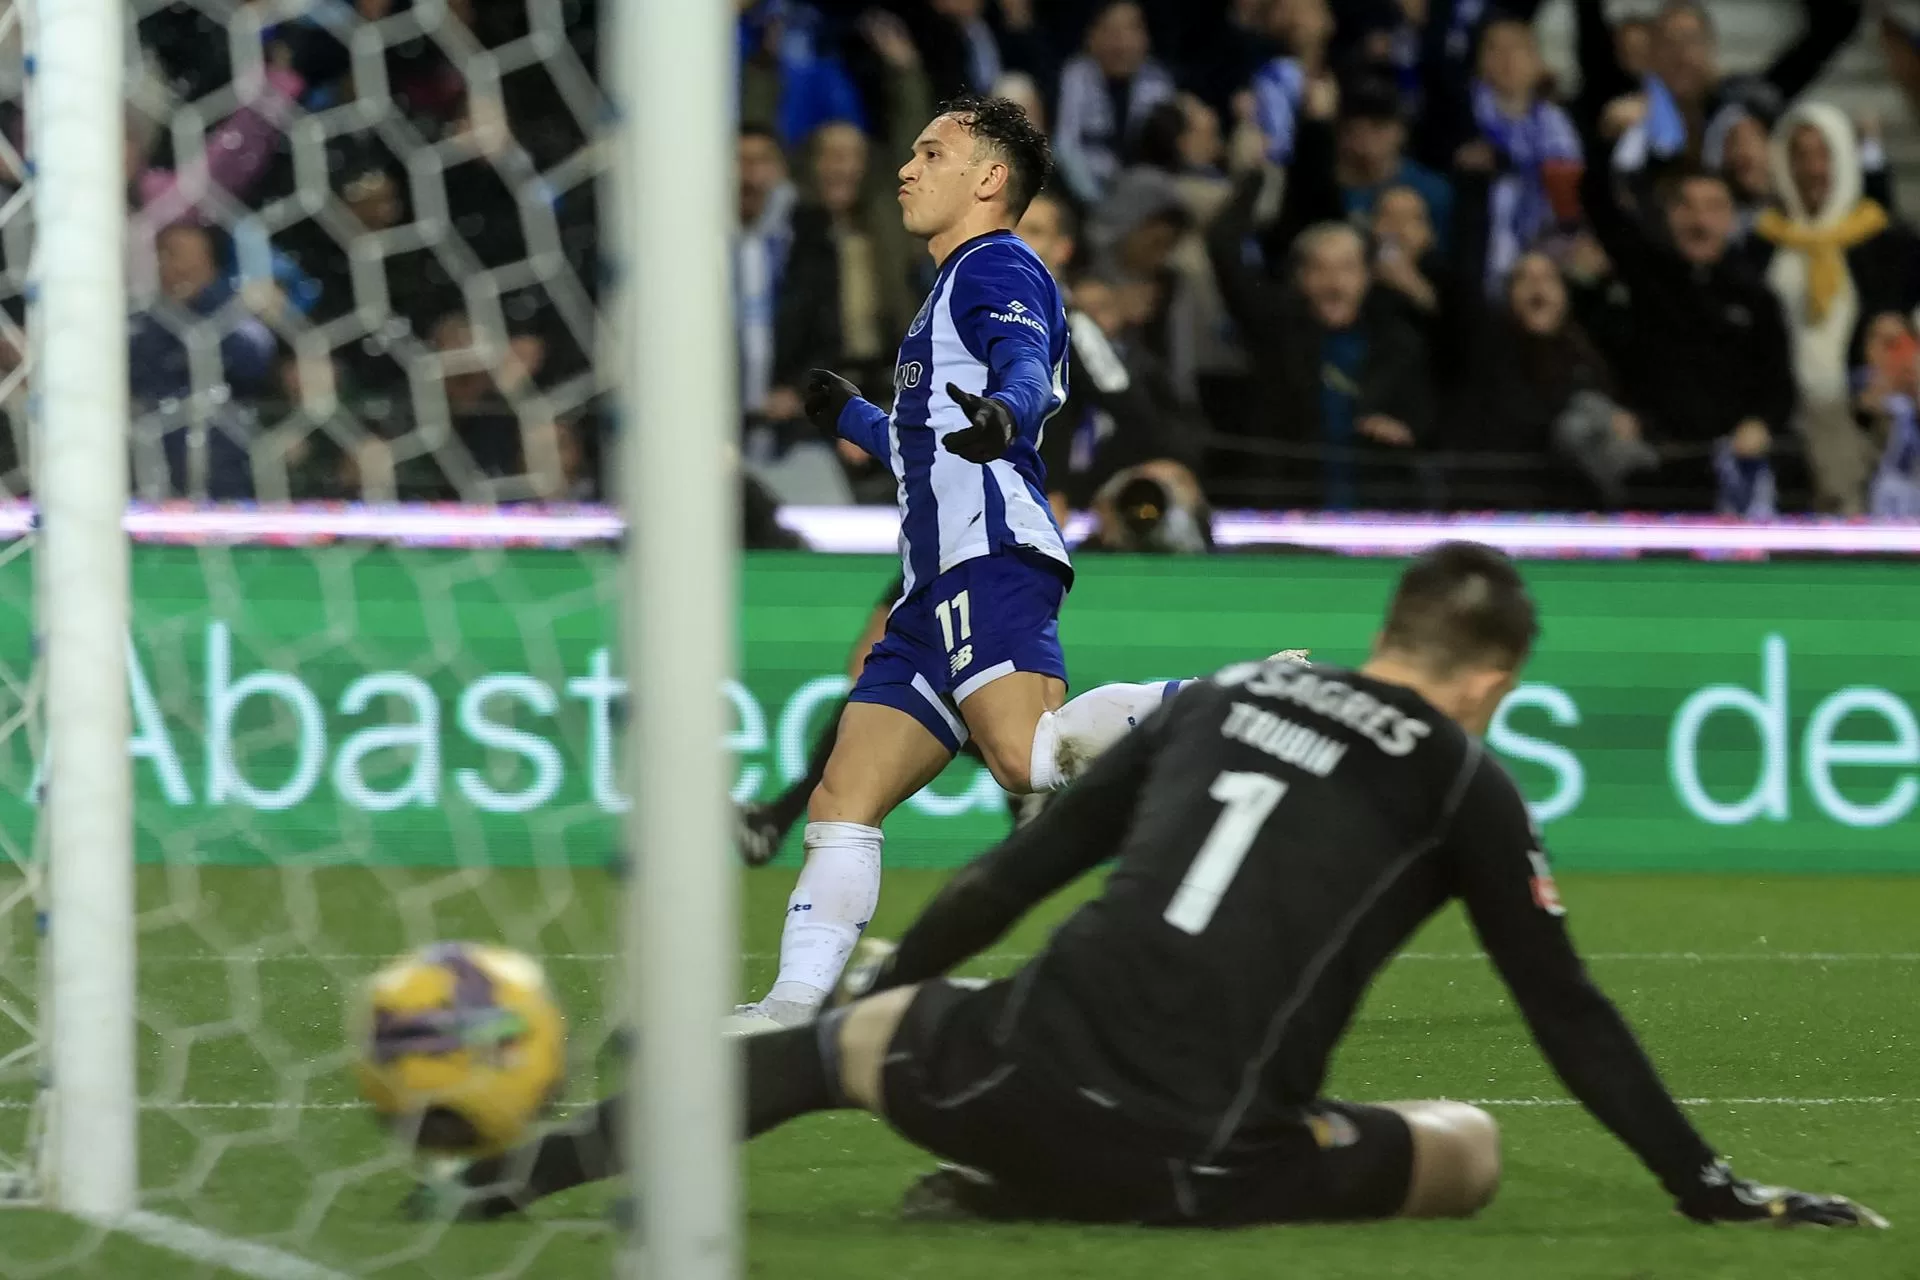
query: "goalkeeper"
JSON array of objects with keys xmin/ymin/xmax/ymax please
[{"xmin": 426, "ymin": 543, "xmax": 1882, "ymax": 1230}]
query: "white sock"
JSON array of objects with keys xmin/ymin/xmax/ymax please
[
  {"xmin": 767, "ymin": 821, "xmax": 882, "ymax": 1010},
  {"xmin": 1048, "ymin": 680, "xmax": 1187, "ymax": 788}
]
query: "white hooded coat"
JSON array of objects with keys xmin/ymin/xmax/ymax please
[{"xmin": 1763, "ymin": 102, "xmax": 1865, "ymax": 405}]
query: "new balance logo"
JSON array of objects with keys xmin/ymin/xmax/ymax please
[{"xmin": 949, "ymin": 643, "xmax": 974, "ymax": 675}]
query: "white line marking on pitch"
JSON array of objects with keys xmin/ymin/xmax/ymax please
[
  {"xmin": 3, "ymin": 1097, "xmax": 1914, "ymax": 1114},
  {"xmin": 105, "ymin": 1210, "xmax": 350, "ymax": 1280},
  {"xmin": 124, "ymin": 951, "xmax": 1920, "ymax": 965},
  {"xmin": 1404, "ymin": 952, "xmax": 1920, "ymax": 963},
  {"xmin": 1473, "ymin": 1097, "xmax": 1908, "ymax": 1108}
]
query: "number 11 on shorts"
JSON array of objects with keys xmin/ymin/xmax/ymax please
[
  {"xmin": 935, "ymin": 589, "xmax": 972, "ymax": 652},
  {"xmin": 1164, "ymin": 771, "xmax": 1289, "ymax": 935}
]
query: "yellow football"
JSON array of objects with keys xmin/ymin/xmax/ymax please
[{"xmin": 351, "ymin": 942, "xmax": 566, "ymax": 1157}]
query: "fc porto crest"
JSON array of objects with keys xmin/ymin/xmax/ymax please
[{"xmin": 908, "ymin": 294, "xmax": 933, "ymax": 337}]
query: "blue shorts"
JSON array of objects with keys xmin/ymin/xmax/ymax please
[{"xmin": 849, "ymin": 551, "xmax": 1069, "ymax": 753}]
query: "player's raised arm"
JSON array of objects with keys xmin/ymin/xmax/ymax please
[
  {"xmin": 1447, "ymin": 755, "xmax": 1885, "ymax": 1228},
  {"xmin": 873, "ymin": 695, "xmax": 1171, "ymax": 991}
]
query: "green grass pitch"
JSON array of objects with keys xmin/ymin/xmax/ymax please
[{"xmin": 0, "ymin": 868, "xmax": 1915, "ymax": 1279}]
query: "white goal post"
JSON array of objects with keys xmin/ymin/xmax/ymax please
[
  {"xmin": 32, "ymin": 0, "xmax": 137, "ymax": 1220},
  {"xmin": 618, "ymin": 0, "xmax": 741, "ymax": 1276},
  {"xmin": 18, "ymin": 2, "xmax": 745, "ymax": 1274}
]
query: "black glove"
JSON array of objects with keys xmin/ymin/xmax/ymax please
[
  {"xmin": 1678, "ymin": 1162, "xmax": 1888, "ymax": 1228},
  {"xmin": 942, "ymin": 383, "xmax": 1016, "ymax": 464},
  {"xmin": 803, "ymin": 368, "xmax": 861, "ymax": 434},
  {"xmin": 828, "ymin": 938, "xmax": 898, "ymax": 1007}
]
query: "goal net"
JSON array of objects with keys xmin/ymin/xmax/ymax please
[{"xmin": 0, "ymin": 0, "xmax": 739, "ymax": 1274}]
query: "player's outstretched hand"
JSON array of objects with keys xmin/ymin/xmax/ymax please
[
  {"xmin": 1679, "ymin": 1163, "xmax": 1888, "ymax": 1228},
  {"xmin": 803, "ymin": 368, "xmax": 862, "ymax": 433},
  {"xmin": 943, "ymin": 384, "xmax": 1015, "ymax": 464}
]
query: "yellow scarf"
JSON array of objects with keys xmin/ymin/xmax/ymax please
[{"xmin": 1755, "ymin": 200, "xmax": 1890, "ymax": 324}]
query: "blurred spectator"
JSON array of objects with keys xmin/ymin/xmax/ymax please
[
  {"xmin": 127, "ymin": 51, "xmax": 306, "ymax": 297},
  {"xmin": 130, "ymin": 224, "xmax": 276, "ymax": 500},
  {"xmin": 1050, "ymin": 268, "xmax": 1205, "ymax": 508},
  {"xmin": 1751, "ymin": 103, "xmax": 1919, "ymax": 515},
  {"xmin": 1053, "ymin": 1, "xmax": 1176, "ymax": 203},
  {"xmin": 255, "ymin": 348, "xmax": 356, "ymax": 502},
  {"xmin": 1717, "ymin": 110, "xmax": 1773, "ymax": 231},
  {"xmin": 1192, "ymin": 0, "xmax": 1286, "ymax": 124},
  {"xmin": 1883, "ymin": 13, "xmax": 1920, "ymax": 134},
  {"xmin": 778, "ymin": 14, "xmax": 932, "ymax": 399},
  {"xmin": 1615, "ymin": 15, "xmax": 1655, "ymax": 80},
  {"xmin": 920, "ymin": 0, "xmax": 1052, "ymax": 102},
  {"xmin": 276, "ymin": 149, "xmax": 434, "ymax": 330},
  {"xmin": 752, "ymin": 12, "xmax": 933, "ymax": 505},
  {"xmin": 552, "ymin": 413, "xmax": 602, "ymax": 503},
  {"xmin": 1571, "ymin": 0, "xmax": 1645, "ymax": 140},
  {"xmin": 1446, "ymin": 251, "xmax": 1653, "ymax": 508},
  {"xmin": 1858, "ymin": 313, "xmax": 1920, "ymax": 516},
  {"xmin": 738, "ymin": 0, "xmax": 866, "ymax": 149},
  {"xmin": 1458, "ymin": 17, "xmax": 1582, "ymax": 289},
  {"xmin": 1249, "ymin": 0, "xmax": 1333, "ymax": 166},
  {"xmin": 1208, "ymin": 77, "xmax": 1430, "ymax": 509},
  {"xmin": 1087, "ymin": 104, "xmax": 1196, "ymax": 272},
  {"xmin": 440, "ymin": 89, "xmax": 545, "ymax": 274},
  {"xmin": 736, "ymin": 125, "xmax": 798, "ymax": 421},
  {"xmin": 1609, "ymin": 0, "xmax": 1863, "ymax": 185},
  {"xmin": 1333, "ymin": 71, "xmax": 1453, "ymax": 251},
  {"xmin": 1086, "ymin": 163, "xmax": 1191, "ymax": 285},
  {"xmin": 1368, "ymin": 181, "xmax": 1480, "ymax": 377},
  {"xmin": 1581, "ymin": 159, "xmax": 1795, "ymax": 511},
  {"xmin": 431, "ymin": 310, "xmax": 554, "ymax": 492},
  {"xmin": 993, "ymin": 71, "xmax": 1050, "ymax": 133},
  {"xmin": 1092, "ymin": 95, "xmax": 1251, "ymax": 410},
  {"xmin": 262, "ymin": 4, "xmax": 466, "ymax": 122},
  {"xmin": 1019, "ymin": 187, "xmax": 1207, "ymax": 523}
]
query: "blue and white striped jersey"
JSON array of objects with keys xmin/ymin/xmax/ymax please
[{"xmin": 837, "ymin": 229, "xmax": 1071, "ymax": 599}]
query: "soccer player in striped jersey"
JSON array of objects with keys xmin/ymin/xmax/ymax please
[
  {"xmin": 731, "ymin": 96, "xmax": 1072, "ymax": 1030},
  {"xmin": 732, "ymin": 180, "xmax": 1308, "ymax": 870}
]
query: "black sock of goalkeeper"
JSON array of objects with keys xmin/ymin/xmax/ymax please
[
  {"xmin": 745, "ymin": 1013, "xmax": 847, "ymax": 1138},
  {"xmin": 460, "ymin": 1018, "xmax": 846, "ymax": 1207},
  {"xmin": 461, "ymin": 1096, "xmax": 624, "ymax": 1211},
  {"xmin": 768, "ymin": 700, "xmax": 845, "ymax": 827}
]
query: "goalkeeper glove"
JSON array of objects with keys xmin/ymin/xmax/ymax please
[
  {"xmin": 830, "ymin": 937, "xmax": 898, "ymax": 1008},
  {"xmin": 1677, "ymin": 1161, "xmax": 1888, "ymax": 1228},
  {"xmin": 803, "ymin": 368, "xmax": 861, "ymax": 435},
  {"xmin": 942, "ymin": 384, "xmax": 1016, "ymax": 464}
]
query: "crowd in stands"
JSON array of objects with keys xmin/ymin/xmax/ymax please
[
  {"xmin": 735, "ymin": 0, "xmax": 1920, "ymax": 524},
  {"xmin": 10, "ymin": 0, "xmax": 1920, "ymax": 525}
]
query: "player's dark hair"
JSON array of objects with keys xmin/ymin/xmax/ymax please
[
  {"xmin": 1380, "ymin": 541, "xmax": 1537, "ymax": 675},
  {"xmin": 738, "ymin": 122, "xmax": 781, "ymax": 146},
  {"xmin": 939, "ymin": 93, "xmax": 1053, "ymax": 218}
]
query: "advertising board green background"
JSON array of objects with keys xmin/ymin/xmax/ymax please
[{"xmin": 0, "ymin": 547, "xmax": 1914, "ymax": 871}]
